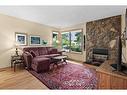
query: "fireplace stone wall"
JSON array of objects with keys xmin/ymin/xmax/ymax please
[{"xmin": 86, "ymin": 15, "xmax": 121, "ymax": 61}]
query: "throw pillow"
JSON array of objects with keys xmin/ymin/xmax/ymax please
[
  {"xmin": 25, "ymin": 52, "xmax": 33, "ymax": 58},
  {"xmin": 50, "ymin": 48, "xmax": 58, "ymax": 54},
  {"xmin": 30, "ymin": 50, "xmax": 36, "ymax": 57}
]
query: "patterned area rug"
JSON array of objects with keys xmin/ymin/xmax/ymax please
[{"xmin": 29, "ymin": 62, "xmax": 97, "ymax": 89}]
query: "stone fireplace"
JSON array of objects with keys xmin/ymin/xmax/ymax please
[{"xmin": 86, "ymin": 15, "xmax": 121, "ymax": 62}]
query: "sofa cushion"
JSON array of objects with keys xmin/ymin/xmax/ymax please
[
  {"xmin": 46, "ymin": 47, "xmax": 53, "ymax": 53},
  {"xmin": 38, "ymin": 47, "xmax": 48, "ymax": 55},
  {"xmin": 32, "ymin": 57, "xmax": 50, "ymax": 72},
  {"xmin": 32, "ymin": 57, "xmax": 50, "ymax": 65},
  {"xmin": 48, "ymin": 48, "xmax": 58, "ymax": 54},
  {"xmin": 35, "ymin": 55, "xmax": 46, "ymax": 58},
  {"xmin": 44, "ymin": 54, "xmax": 60, "ymax": 58}
]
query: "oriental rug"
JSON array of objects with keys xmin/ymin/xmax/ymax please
[{"xmin": 29, "ymin": 62, "xmax": 97, "ymax": 89}]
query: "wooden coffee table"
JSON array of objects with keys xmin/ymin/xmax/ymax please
[{"xmin": 52, "ymin": 55, "xmax": 68, "ymax": 67}]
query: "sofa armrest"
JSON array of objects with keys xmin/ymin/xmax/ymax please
[
  {"xmin": 57, "ymin": 51, "xmax": 62, "ymax": 55},
  {"xmin": 23, "ymin": 52, "xmax": 33, "ymax": 70}
]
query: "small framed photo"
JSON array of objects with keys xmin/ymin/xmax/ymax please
[
  {"xmin": 15, "ymin": 32, "xmax": 27, "ymax": 45},
  {"xmin": 30, "ymin": 35, "xmax": 41, "ymax": 45}
]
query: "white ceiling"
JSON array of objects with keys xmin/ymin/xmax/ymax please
[{"xmin": 0, "ymin": 6, "xmax": 126, "ymax": 28}]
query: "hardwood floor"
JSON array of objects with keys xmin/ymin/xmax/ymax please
[{"xmin": 0, "ymin": 67, "xmax": 48, "ymax": 89}]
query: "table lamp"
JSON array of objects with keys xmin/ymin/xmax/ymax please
[{"xmin": 15, "ymin": 42, "xmax": 19, "ymax": 56}]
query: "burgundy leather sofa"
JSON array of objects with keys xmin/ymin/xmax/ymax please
[{"xmin": 23, "ymin": 47, "xmax": 61, "ymax": 73}]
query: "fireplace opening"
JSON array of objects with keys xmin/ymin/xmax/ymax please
[{"xmin": 85, "ymin": 48, "xmax": 109, "ymax": 66}]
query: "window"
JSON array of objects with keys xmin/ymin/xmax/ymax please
[
  {"xmin": 52, "ymin": 32, "xmax": 58, "ymax": 48},
  {"xmin": 61, "ymin": 29, "xmax": 83, "ymax": 53},
  {"xmin": 62, "ymin": 32, "xmax": 70, "ymax": 52},
  {"xmin": 70, "ymin": 30, "xmax": 82, "ymax": 52}
]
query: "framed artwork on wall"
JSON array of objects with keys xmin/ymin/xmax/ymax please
[
  {"xmin": 30, "ymin": 35, "xmax": 41, "ymax": 45},
  {"xmin": 15, "ymin": 32, "xmax": 27, "ymax": 45}
]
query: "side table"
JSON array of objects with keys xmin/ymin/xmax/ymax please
[{"xmin": 11, "ymin": 55, "xmax": 24, "ymax": 72}]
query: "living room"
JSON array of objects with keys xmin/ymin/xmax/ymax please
[{"xmin": 0, "ymin": 6, "xmax": 127, "ymax": 91}]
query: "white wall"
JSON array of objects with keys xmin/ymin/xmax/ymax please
[{"xmin": 0, "ymin": 13, "xmax": 59, "ymax": 68}]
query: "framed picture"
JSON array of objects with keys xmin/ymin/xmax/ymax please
[
  {"xmin": 15, "ymin": 32, "xmax": 27, "ymax": 45},
  {"xmin": 30, "ymin": 35, "xmax": 41, "ymax": 45}
]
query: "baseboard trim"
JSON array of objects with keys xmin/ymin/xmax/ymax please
[{"xmin": 0, "ymin": 67, "xmax": 10, "ymax": 71}]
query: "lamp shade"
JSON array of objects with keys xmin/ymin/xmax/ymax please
[{"xmin": 14, "ymin": 42, "xmax": 19, "ymax": 48}]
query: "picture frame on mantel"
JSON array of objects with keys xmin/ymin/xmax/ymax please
[
  {"xmin": 15, "ymin": 32, "xmax": 27, "ymax": 46},
  {"xmin": 30, "ymin": 35, "xmax": 41, "ymax": 45}
]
